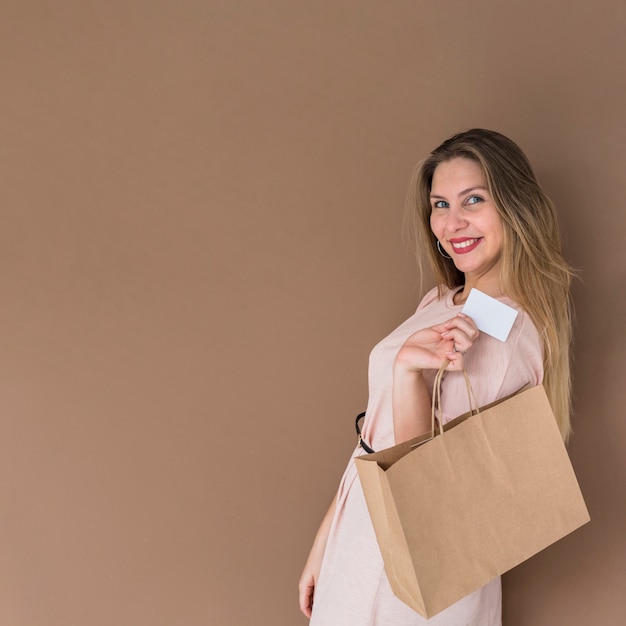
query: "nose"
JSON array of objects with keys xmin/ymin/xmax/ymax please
[{"xmin": 445, "ymin": 205, "xmax": 468, "ymax": 232}]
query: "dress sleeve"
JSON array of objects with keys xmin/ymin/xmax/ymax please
[{"xmin": 415, "ymin": 286, "xmax": 441, "ymax": 313}]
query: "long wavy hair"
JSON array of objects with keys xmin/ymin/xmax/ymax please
[{"xmin": 406, "ymin": 129, "xmax": 574, "ymax": 440}]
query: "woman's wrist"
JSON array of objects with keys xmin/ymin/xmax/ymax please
[{"xmin": 393, "ymin": 355, "xmax": 425, "ymax": 377}]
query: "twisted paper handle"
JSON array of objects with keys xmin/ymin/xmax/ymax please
[{"xmin": 430, "ymin": 359, "xmax": 480, "ymax": 437}]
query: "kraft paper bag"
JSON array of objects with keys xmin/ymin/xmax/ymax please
[{"xmin": 355, "ymin": 379, "xmax": 590, "ymax": 619}]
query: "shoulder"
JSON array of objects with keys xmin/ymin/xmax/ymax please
[
  {"xmin": 502, "ymin": 299, "xmax": 543, "ymax": 357},
  {"xmin": 481, "ymin": 298, "xmax": 543, "ymax": 371},
  {"xmin": 416, "ymin": 285, "xmax": 458, "ymax": 312},
  {"xmin": 476, "ymin": 302, "xmax": 543, "ymax": 392}
]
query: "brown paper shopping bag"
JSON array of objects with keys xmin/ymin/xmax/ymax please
[{"xmin": 355, "ymin": 368, "xmax": 590, "ymax": 619}]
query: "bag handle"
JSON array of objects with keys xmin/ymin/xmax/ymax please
[{"xmin": 431, "ymin": 359, "xmax": 479, "ymax": 438}]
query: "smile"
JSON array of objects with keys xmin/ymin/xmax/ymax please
[{"xmin": 450, "ymin": 238, "xmax": 482, "ymax": 254}]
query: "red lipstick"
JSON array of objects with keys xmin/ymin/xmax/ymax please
[{"xmin": 449, "ymin": 237, "xmax": 482, "ymax": 254}]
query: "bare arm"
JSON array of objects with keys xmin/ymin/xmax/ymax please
[
  {"xmin": 298, "ymin": 493, "xmax": 337, "ymax": 618},
  {"xmin": 392, "ymin": 314, "xmax": 478, "ymax": 443},
  {"xmin": 392, "ymin": 365, "xmax": 432, "ymax": 442}
]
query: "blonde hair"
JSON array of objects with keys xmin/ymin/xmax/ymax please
[{"xmin": 406, "ymin": 129, "xmax": 574, "ymax": 440}]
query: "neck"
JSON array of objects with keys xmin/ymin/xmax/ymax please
[{"xmin": 454, "ymin": 276, "xmax": 504, "ymax": 305}]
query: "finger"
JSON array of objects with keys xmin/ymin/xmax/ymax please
[
  {"xmin": 440, "ymin": 328, "xmax": 473, "ymax": 353},
  {"xmin": 444, "ymin": 351, "xmax": 464, "ymax": 370},
  {"xmin": 445, "ymin": 312, "xmax": 478, "ymax": 331},
  {"xmin": 431, "ymin": 322, "xmax": 450, "ymax": 334},
  {"xmin": 299, "ymin": 584, "xmax": 314, "ymax": 617},
  {"xmin": 446, "ymin": 317, "xmax": 480, "ymax": 341},
  {"xmin": 454, "ymin": 313, "xmax": 479, "ymax": 336}
]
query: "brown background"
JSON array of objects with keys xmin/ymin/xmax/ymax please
[{"xmin": 0, "ymin": 1, "xmax": 624, "ymax": 624}]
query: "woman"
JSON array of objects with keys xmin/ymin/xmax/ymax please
[{"xmin": 299, "ymin": 129, "xmax": 573, "ymax": 624}]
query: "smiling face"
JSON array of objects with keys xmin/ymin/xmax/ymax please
[{"xmin": 429, "ymin": 157, "xmax": 504, "ymax": 296}]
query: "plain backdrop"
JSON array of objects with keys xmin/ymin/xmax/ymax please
[{"xmin": 0, "ymin": 1, "xmax": 624, "ymax": 624}]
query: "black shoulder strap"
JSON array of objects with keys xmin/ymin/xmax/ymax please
[{"xmin": 355, "ymin": 411, "xmax": 375, "ymax": 454}]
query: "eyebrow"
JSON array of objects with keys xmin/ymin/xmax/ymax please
[{"xmin": 430, "ymin": 185, "xmax": 489, "ymax": 199}]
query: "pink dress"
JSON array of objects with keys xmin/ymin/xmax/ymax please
[{"xmin": 310, "ymin": 287, "xmax": 543, "ymax": 625}]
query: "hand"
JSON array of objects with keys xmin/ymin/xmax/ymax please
[
  {"xmin": 298, "ymin": 563, "xmax": 319, "ymax": 618},
  {"xmin": 298, "ymin": 495, "xmax": 336, "ymax": 618},
  {"xmin": 395, "ymin": 313, "xmax": 479, "ymax": 373}
]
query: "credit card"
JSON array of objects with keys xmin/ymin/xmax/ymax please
[{"xmin": 461, "ymin": 288, "xmax": 518, "ymax": 342}]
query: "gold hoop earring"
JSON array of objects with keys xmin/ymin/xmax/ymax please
[{"xmin": 436, "ymin": 240, "xmax": 452, "ymax": 259}]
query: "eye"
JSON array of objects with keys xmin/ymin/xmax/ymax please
[
  {"xmin": 466, "ymin": 195, "xmax": 483, "ymax": 206},
  {"xmin": 432, "ymin": 200, "xmax": 449, "ymax": 209}
]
